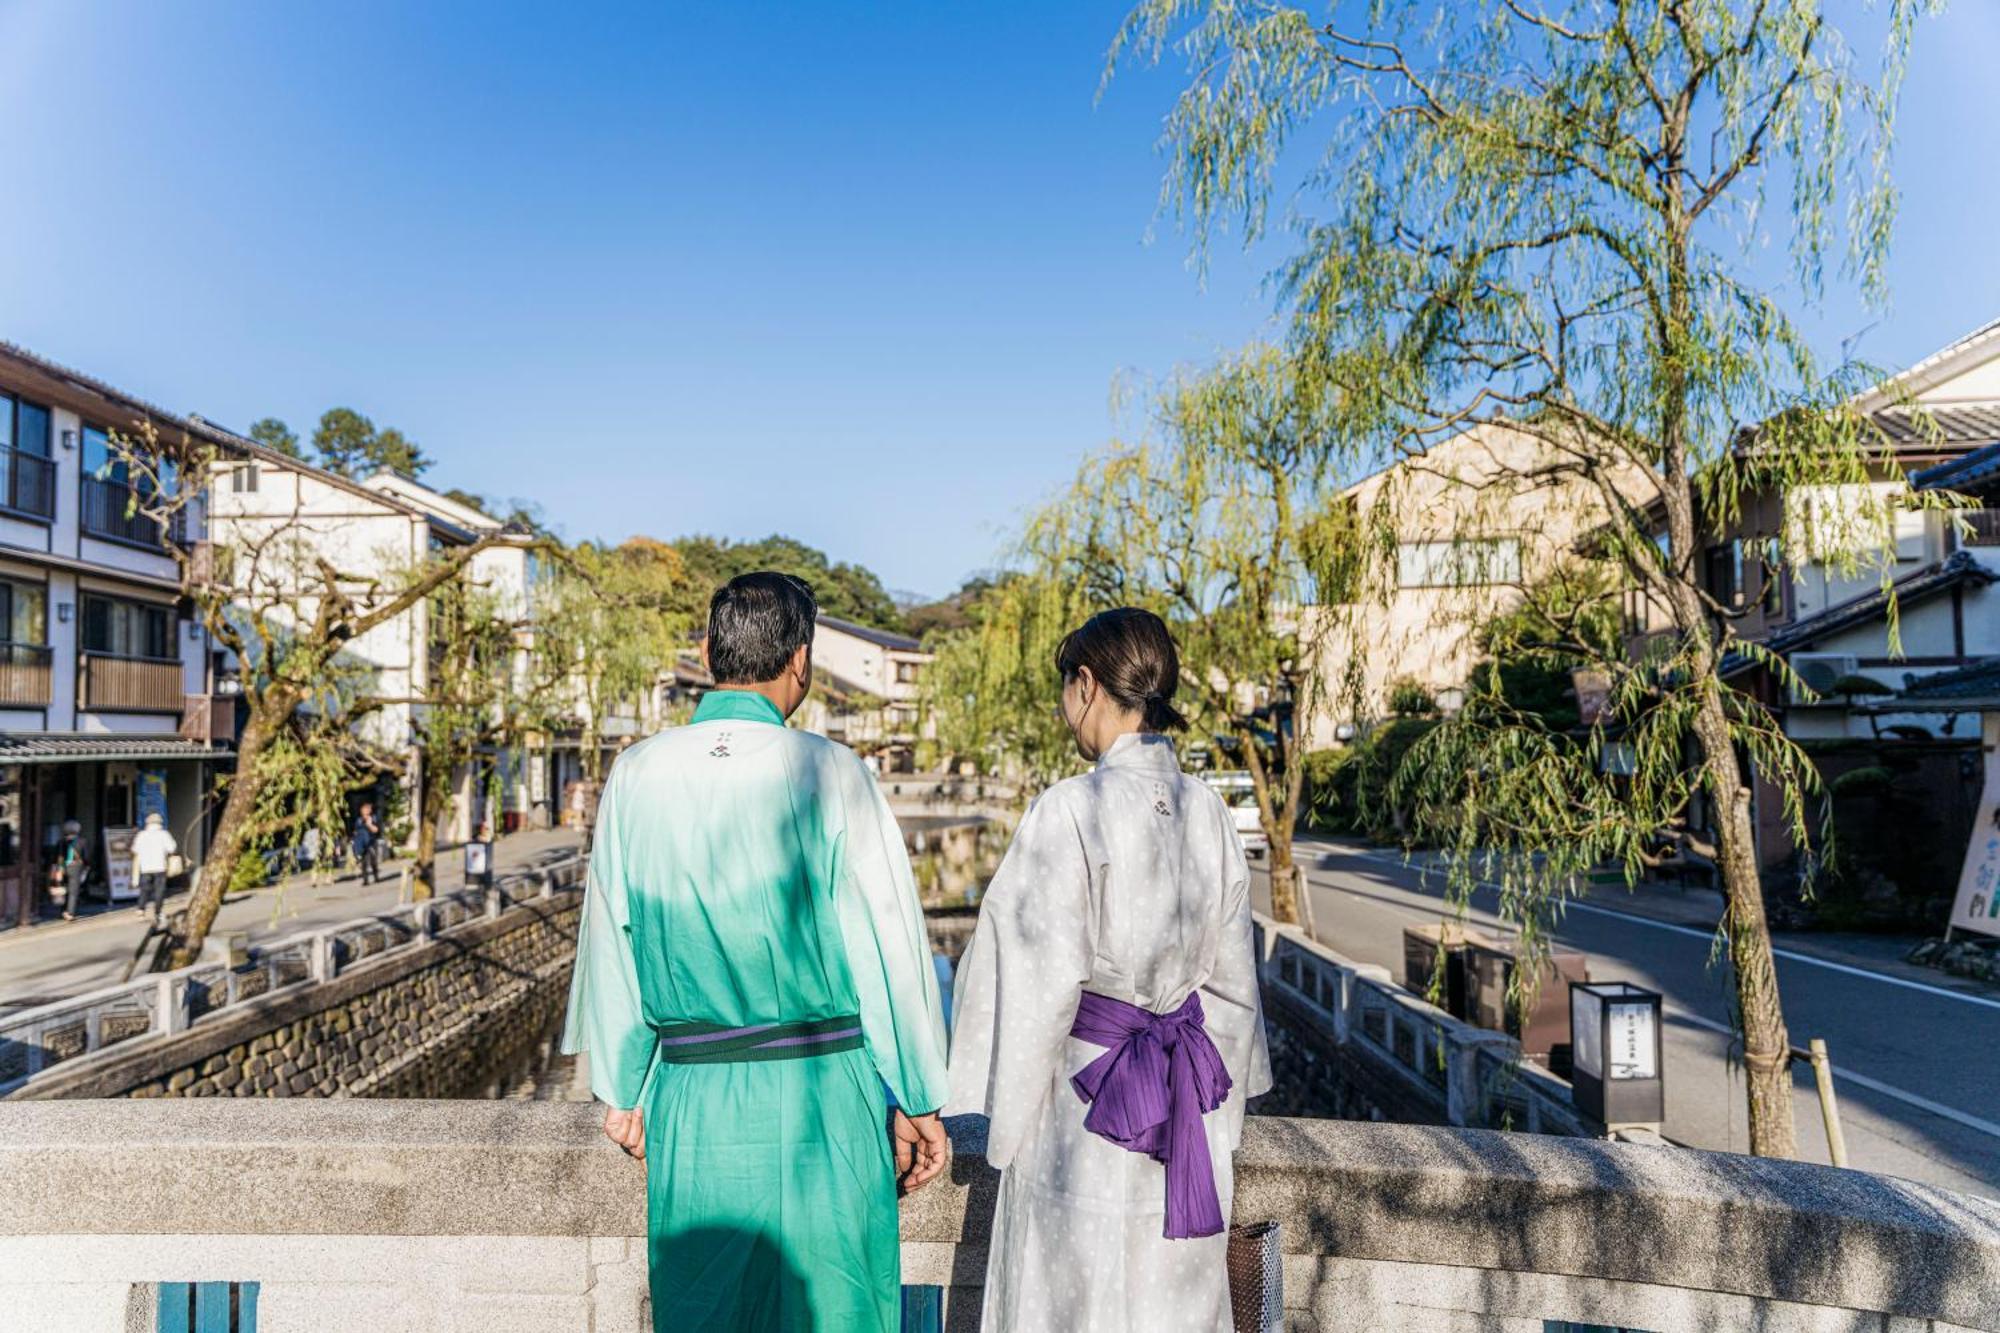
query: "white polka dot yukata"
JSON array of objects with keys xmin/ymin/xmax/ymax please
[{"xmin": 945, "ymin": 732, "xmax": 1273, "ymax": 1333}]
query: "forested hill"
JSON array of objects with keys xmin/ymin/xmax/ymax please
[{"xmin": 668, "ymin": 534, "xmax": 909, "ymax": 634}]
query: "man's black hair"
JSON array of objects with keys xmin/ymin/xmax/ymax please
[{"xmin": 706, "ymin": 572, "xmax": 819, "ymax": 685}]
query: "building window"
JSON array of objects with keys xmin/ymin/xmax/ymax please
[
  {"xmin": 1, "ymin": 394, "xmax": 51, "ymax": 457},
  {"xmin": 81, "ymin": 595, "xmax": 173, "ymax": 661},
  {"xmin": 230, "ymin": 462, "xmax": 260, "ymax": 493},
  {"xmin": 895, "ymin": 661, "xmax": 920, "ymax": 684},
  {"xmin": 82, "ymin": 425, "xmax": 125, "ymax": 482},
  {"xmin": 0, "ymin": 581, "xmax": 47, "ymax": 646},
  {"xmin": 1395, "ymin": 538, "xmax": 1521, "ymax": 589},
  {"xmin": 1703, "ymin": 541, "xmax": 1744, "ymax": 609}
]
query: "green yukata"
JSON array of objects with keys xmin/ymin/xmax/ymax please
[{"xmin": 562, "ymin": 689, "xmax": 948, "ymax": 1332}]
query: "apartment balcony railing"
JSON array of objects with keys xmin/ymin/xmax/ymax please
[
  {"xmin": 79, "ymin": 652, "xmax": 184, "ymax": 713},
  {"xmin": 0, "ymin": 448, "xmax": 56, "ymax": 522},
  {"xmin": 80, "ymin": 476, "xmax": 184, "ymax": 550},
  {"xmin": 179, "ymin": 692, "xmax": 238, "ymax": 746},
  {"xmin": 0, "ymin": 643, "xmax": 53, "ymax": 706}
]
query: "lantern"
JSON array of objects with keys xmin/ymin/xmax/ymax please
[{"xmin": 1569, "ymin": 980, "xmax": 1665, "ymax": 1129}]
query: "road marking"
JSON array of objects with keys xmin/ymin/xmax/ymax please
[
  {"xmin": 1663, "ymin": 1005, "xmax": 2000, "ymax": 1144},
  {"xmin": 1322, "ymin": 847, "xmax": 2000, "ymax": 1015}
]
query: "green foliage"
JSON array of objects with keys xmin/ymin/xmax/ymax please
[
  {"xmin": 229, "ymin": 847, "xmax": 269, "ymax": 895},
  {"xmin": 1386, "ymin": 678, "xmax": 1436, "ymax": 719},
  {"xmin": 924, "ymin": 571, "xmax": 1092, "ymax": 788},
  {"xmin": 1299, "ymin": 748, "xmax": 1358, "ymax": 833},
  {"xmin": 903, "ymin": 574, "xmax": 1003, "ymax": 640},
  {"xmin": 246, "ymin": 417, "xmax": 303, "ymax": 458},
  {"xmin": 311, "ymin": 407, "xmax": 432, "ymax": 478},
  {"xmin": 670, "ymin": 533, "xmax": 905, "ymax": 633},
  {"xmin": 1112, "ymin": 2, "xmax": 1942, "ymax": 1146},
  {"xmin": 538, "ymin": 539, "xmax": 692, "ymax": 781}
]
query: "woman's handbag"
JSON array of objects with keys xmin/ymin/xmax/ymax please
[
  {"xmin": 166, "ymin": 852, "xmax": 187, "ymax": 878},
  {"xmin": 1227, "ymin": 1220, "xmax": 1283, "ymax": 1333}
]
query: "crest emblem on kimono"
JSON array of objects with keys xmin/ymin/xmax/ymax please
[
  {"xmin": 1151, "ymin": 781, "xmax": 1172, "ymax": 817},
  {"xmin": 710, "ymin": 732, "xmax": 733, "ymax": 758}
]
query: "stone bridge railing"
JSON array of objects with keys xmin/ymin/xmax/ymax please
[
  {"xmin": 1255, "ymin": 915, "xmax": 1598, "ymax": 1136},
  {"xmin": 0, "ymin": 855, "xmax": 585, "ymax": 1098},
  {"xmin": 0, "ymin": 1101, "xmax": 1994, "ymax": 1332}
]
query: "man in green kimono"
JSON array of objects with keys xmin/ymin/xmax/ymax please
[{"xmin": 562, "ymin": 571, "xmax": 950, "ymax": 1331}]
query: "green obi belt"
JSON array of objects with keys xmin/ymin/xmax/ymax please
[{"xmin": 654, "ymin": 1015, "xmax": 865, "ymax": 1064}]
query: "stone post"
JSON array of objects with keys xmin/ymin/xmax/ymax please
[
  {"xmin": 1443, "ymin": 1029, "xmax": 1515, "ymax": 1128},
  {"xmin": 1335, "ymin": 964, "xmax": 1392, "ymax": 1047},
  {"xmin": 155, "ymin": 976, "xmax": 187, "ymax": 1037},
  {"xmin": 309, "ymin": 932, "xmax": 336, "ymax": 983}
]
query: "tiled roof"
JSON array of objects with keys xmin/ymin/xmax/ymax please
[
  {"xmin": 1896, "ymin": 656, "xmax": 2000, "ymax": 702},
  {"xmin": 1910, "ymin": 442, "xmax": 2000, "ymax": 498},
  {"xmin": 817, "ymin": 615, "xmax": 923, "ymax": 652},
  {"xmin": 1720, "ymin": 550, "xmax": 1997, "ymax": 677},
  {"xmin": 0, "ymin": 340, "xmax": 455, "ymax": 528},
  {"xmin": 1865, "ymin": 404, "xmax": 2000, "ymax": 447},
  {"xmin": 0, "ymin": 734, "xmax": 231, "ymax": 763}
]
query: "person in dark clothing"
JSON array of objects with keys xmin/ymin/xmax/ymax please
[
  {"xmin": 50, "ymin": 820, "xmax": 90, "ymax": 921},
  {"xmin": 353, "ymin": 802, "xmax": 383, "ymax": 885}
]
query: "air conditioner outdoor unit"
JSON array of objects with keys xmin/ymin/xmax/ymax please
[{"xmin": 1789, "ymin": 652, "xmax": 1860, "ymax": 705}]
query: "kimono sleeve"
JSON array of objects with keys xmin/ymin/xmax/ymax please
[
  {"xmin": 834, "ymin": 754, "xmax": 949, "ymax": 1114},
  {"xmin": 942, "ymin": 790, "xmax": 1092, "ymax": 1169},
  {"xmin": 1202, "ymin": 825, "xmax": 1272, "ymax": 1146},
  {"xmin": 559, "ymin": 765, "xmax": 655, "ymax": 1110}
]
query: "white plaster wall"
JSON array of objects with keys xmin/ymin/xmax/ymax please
[
  {"xmin": 208, "ymin": 464, "xmax": 429, "ymax": 753},
  {"xmin": 814, "ymin": 625, "xmax": 888, "ymax": 695}
]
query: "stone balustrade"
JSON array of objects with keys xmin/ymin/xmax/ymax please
[
  {"xmin": 0, "ymin": 856, "xmax": 584, "ymax": 1098},
  {"xmin": 0, "ymin": 1099, "xmax": 1994, "ymax": 1332},
  {"xmin": 1255, "ymin": 915, "xmax": 1597, "ymax": 1136}
]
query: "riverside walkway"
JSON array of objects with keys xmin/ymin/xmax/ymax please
[{"xmin": 0, "ymin": 829, "xmax": 582, "ymax": 1009}]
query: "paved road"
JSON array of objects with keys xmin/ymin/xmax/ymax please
[
  {"xmin": 0, "ymin": 829, "xmax": 583, "ymax": 1009},
  {"xmin": 1255, "ymin": 835, "xmax": 2000, "ymax": 1202}
]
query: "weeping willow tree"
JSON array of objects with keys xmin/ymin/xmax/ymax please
[
  {"xmin": 538, "ymin": 538, "xmax": 690, "ymax": 788},
  {"xmin": 925, "ymin": 573, "xmax": 1097, "ymax": 791},
  {"xmin": 995, "ymin": 347, "xmax": 1368, "ymax": 923},
  {"xmin": 1112, "ymin": 0, "xmax": 1945, "ymax": 1156},
  {"xmin": 104, "ymin": 424, "xmax": 521, "ymax": 968},
  {"xmin": 409, "ymin": 562, "xmax": 575, "ymax": 898}
]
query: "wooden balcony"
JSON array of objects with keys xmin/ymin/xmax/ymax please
[
  {"xmin": 0, "ymin": 644, "xmax": 53, "ymax": 707},
  {"xmin": 79, "ymin": 653, "xmax": 183, "ymax": 714},
  {"xmin": 179, "ymin": 693, "xmax": 238, "ymax": 746}
]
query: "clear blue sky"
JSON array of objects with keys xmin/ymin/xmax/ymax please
[{"xmin": 2, "ymin": 2, "xmax": 1996, "ymax": 598}]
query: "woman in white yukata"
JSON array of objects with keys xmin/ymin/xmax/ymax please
[{"xmin": 946, "ymin": 607, "xmax": 1271, "ymax": 1333}]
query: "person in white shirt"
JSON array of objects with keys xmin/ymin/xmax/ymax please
[{"xmin": 131, "ymin": 812, "xmax": 178, "ymax": 924}]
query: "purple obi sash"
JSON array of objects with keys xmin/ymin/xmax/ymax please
[{"xmin": 1069, "ymin": 990, "xmax": 1232, "ymax": 1239}]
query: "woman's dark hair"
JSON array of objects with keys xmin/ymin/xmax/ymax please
[
  {"xmin": 1055, "ymin": 607, "xmax": 1188, "ymax": 732},
  {"xmin": 707, "ymin": 572, "xmax": 819, "ymax": 684}
]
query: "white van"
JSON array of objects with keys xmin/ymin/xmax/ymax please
[{"xmin": 1201, "ymin": 770, "xmax": 1268, "ymax": 859}]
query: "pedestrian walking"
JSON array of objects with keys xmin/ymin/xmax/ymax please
[
  {"xmin": 131, "ymin": 812, "xmax": 178, "ymax": 925},
  {"xmin": 49, "ymin": 820, "xmax": 91, "ymax": 922},
  {"xmin": 352, "ymin": 801, "xmax": 383, "ymax": 885}
]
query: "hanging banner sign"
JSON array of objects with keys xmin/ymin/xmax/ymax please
[{"xmin": 1950, "ymin": 713, "xmax": 2000, "ymax": 939}]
